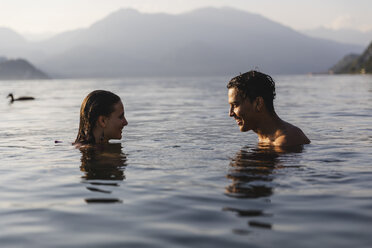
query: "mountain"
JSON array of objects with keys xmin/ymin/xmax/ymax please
[
  {"xmin": 330, "ymin": 41, "xmax": 372, "ymax": 74},
  {"xmin": 0, "ymin": 8, "xmax": 365, "ymax": 77},
  {"xmin": 0, "ymin": 58, "xmax": 49, "ymax": 80},
  {"xmin": 0, "ymin": 27, "xmax": 27, "ymax": 47},
  {"xmin": 301, "ymin": 27, "xmax": 372, "ymax": 47},
  {"xmin": 0, "ymin": 27, "xmax": 48, "ymax": 62},
  {"xmin": 329, "ymin": 54, "xmax": 360, "ymax": 73}
]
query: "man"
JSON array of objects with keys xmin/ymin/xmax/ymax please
[{"xmin": 227, "ymin": 70, "xmax": 310, "ymax": 147}]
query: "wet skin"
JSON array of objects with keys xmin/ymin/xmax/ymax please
[
  {"xmin": 228, "ymin": 87, "xmax": 258, "ymax": 132},
  {"xmin": 228, "ymin": 87, "xmax": 310, "ymax": 147},
  {"xmin": 103, "ymin": 101, "xmax": 128, "ymax": 141}
]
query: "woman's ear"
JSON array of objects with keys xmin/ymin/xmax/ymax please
[{"xmin": 97, "ymin": 115, "xmax": 107, "ymax": 128}]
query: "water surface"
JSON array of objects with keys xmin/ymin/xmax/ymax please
[{"xmin": 0, "ymin": 75, "xmax": 371, "ymax": 247}]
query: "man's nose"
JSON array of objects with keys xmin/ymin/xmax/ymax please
[{"xmin": 229, "ymin": 107, "xmax": 234, "ymax": 117}]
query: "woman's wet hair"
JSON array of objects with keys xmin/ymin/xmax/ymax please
[
  {"xmin": 75, "ymin": 90, "xmax": 121, "ymax": 145},
  {"xmin": 227, "ymin": 70, "xmax": 276, "ymax": 114}
]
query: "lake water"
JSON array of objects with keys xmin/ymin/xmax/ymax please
[{"xmin": 0, "ymin": 75, "xmax": 371, "ymax": 247}]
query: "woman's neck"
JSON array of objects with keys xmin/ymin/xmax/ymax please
[{"xmin": 93, "ymin": 127, "xmax": 108, "ymax": 144}]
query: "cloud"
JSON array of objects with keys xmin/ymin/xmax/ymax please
[
  {"xmin": 328, "ymin": 15, "xmax": 354, "ymax": 29},
  {"xmin": 327, "ymin": 14, "xmax": 372, "ymax": 31}
]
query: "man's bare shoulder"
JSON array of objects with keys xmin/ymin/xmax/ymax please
[{"xmin": 274, "ymin": 122, "xmax": 310, "ymax": 147}]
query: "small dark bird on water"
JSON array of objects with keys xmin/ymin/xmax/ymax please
[{"xmin": 7, "ymin": 93, "xmax": 35, "ymax": 103}]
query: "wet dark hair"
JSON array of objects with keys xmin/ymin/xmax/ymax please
[
  {"xmin": 227, "ymin": 70, "xmax": 276, "ymax": 114},
  {"xmin": 75, "ymin": 90, "xmax": 121, "ymax": 145}
]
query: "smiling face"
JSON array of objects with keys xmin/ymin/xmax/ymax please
[
  {"xmin": 228, "ymin": 87, "xmax": 257, "ymax": 132},
  {"xmin": 103, "ymin": 101, "xmax": 128, "ymax": 141}
]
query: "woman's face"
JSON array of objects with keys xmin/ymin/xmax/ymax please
[{"xmin": 104, "ymin": 101, "xmax": 128, "ymax": 141}]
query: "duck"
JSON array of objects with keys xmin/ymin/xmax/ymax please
[{"xmin": 7, "ymin": 93, "xmax": 35, "ymax": 103}]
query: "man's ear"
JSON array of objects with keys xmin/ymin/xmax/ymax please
[
  {"xmin": 97, "ymin": 115, "xmax": 107, "ymax": 128},
  {"xmin": 254, "ymin": 97, "xmax": 264, "ymax": 112}
]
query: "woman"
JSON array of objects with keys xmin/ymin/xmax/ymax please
[{"xmin": 74, "ymin": 90, "xmax": 128, "ymax": 146}]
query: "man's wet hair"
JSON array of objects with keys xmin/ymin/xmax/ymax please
[{"xmin": 227, "ymin": 70, "xmax": 276, "ymax": 114}]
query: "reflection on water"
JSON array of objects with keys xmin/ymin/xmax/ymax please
[
  {"xmin": 79, "ymin": 143, "xmax": 127, "ymax": 204},
  {"xmin": 225, "ymin": 145, "xmax": 304, "ymax": 232},
  {"xmin": 225, "ymin": 146, "xmax": 279, "ymax": 199}
]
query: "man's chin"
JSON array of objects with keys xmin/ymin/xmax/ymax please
[{"xmin": 239, "ymin": 125, "xmax": 249, "ymax": 132}]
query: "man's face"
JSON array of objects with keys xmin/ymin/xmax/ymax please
[{"xmin": 228, "ymin": 87, "xmax": 256, "ymax": 132}]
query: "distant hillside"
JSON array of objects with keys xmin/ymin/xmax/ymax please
[
  {"xmin": 0, "ymin": 58, "xmax": 49, "ymax": 80},
  {"xmin": 0, "ymin": 8, "xmax": 365, "ymax": 77},
  {"xmin": 0, "ymin": 27, "xmax": 28, "ymax": 46},
  {"xmin": 329, "ymin": 54, "xmax": 360, "ymax": 73},
  {"xmin": 331, "ymin": 41, "xmax": 372, "ymax": 74},
  {"xmin": 0, "ymin": 27, "xmax": 33, "ymax": 57}
]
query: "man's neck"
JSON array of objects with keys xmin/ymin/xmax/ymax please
[{"xmin": 253, "ymin": 112, "xmax": 284, "ymax": 142}]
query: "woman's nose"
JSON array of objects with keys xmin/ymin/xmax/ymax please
[{"xmin": 123, "ymin": 117, "xmax": 128, "ymax": 126}]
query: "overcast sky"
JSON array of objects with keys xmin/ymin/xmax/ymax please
[{"xmin": 1, "ymin": 0, "xmax": 371, "ymax": 35}]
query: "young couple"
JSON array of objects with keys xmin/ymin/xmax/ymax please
[{"xmin": 74, "ymin": 70, "xmax": 310, "ymax": 147}]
